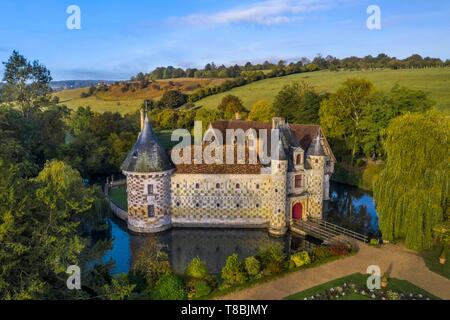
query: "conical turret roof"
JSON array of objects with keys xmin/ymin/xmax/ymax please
[
  {"xmin": 306, "ymin": 131, "xmax": 326, "ymax": 157},
  {"xmin": 121, "ymin": 115, "xmax": 174, "ymax": 173}
]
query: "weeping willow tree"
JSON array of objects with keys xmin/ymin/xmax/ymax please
[{"xmin": 374, "ymin": 110, "xmax": 449, "ymax": 251}]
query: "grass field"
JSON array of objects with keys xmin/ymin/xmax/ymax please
[
  {"xmin": 55, "ymin": 78, "xmax": 227, "ymax": 114},
  {"xmin": 421, "ymin": 246, "xmax": 449, "ymax": 280},
  {"xmin": 109, "ymin": 185, "xmax": 127, "ymax": 210},
  {"xmin": 284, "ymin": 273, "xmax": 439, "ymax": 300},
  {"xmin": 195, "ymin": 68, "xmax": 450, "ymax": 111}
]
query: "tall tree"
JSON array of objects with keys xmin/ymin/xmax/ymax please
[
  {"xmin": 217, "ymin": 95, "xmax": 247, "ymax": 120},
  {"xmin": 374, "ymin": 111, "xmax": 449, "ymax": 250},
  {"xmin": 2, "ymin": 51, "xmax": 52, "ymax": 118},
  {"xmin": 273, "ymin": 82, "xmax": 324, "ymax": 125},
  {"xmin": 320, "ymin": 78, "xmax": 375, "ymax": 161},
  {"xmin": 248, "ymin": 100, "xmax": 275, "ymax": 122}
]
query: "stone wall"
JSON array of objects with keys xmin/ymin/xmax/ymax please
[{"xmin": 125, "ymin": 170, "xmax": 173, "ymax": 233}]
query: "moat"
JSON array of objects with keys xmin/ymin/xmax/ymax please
[{"xmin": 103, "ymin": 182, "xmax": 379, "ymax": 275}]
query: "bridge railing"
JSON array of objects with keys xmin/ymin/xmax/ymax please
[{"xmin": 308, "ymin": 217, "xmax": 368, "ymax": 243}]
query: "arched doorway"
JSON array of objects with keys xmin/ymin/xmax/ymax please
[{"xmin": 292, "ymin": 203, "xmax": 303, "ymax": 221}]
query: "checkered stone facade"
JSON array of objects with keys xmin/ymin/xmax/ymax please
[{"xmin": 124, "ymin": 170, "xmax": 173, "ymax": 233}]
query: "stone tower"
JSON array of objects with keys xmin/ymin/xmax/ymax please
[
  {"xmin": 121, "ymin": 111, "xmax": 174, "ymax": 233},
  {"xmin": 268, "ymin": 123, "xmax": 289, "ymax": 236},
  {"xmin": 306, "ymin": 132, "xmax": 326, "ymax": 219}
]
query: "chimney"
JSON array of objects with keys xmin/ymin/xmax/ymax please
[{"xmin": 272, "ymin": 117, "xmax": 286, "ymax": 129}]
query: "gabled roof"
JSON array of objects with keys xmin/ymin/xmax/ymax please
[
  {"xmin": 208, "ymin": 120, "xmax": 336, "ymax": 171},
  {"xmin": 121, "ymin": 116, "xmax": 174, "ymax": 173}
]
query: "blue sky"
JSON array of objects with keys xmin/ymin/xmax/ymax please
[{"xmin": 1, "ymin": 0, "xmax": 449, "ymax": 80}]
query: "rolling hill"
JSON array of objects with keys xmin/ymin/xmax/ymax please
[
  {"xmin": 194, "ymin": 68, "xmax": 450, "ymax": 111},
  {"xmin": 55, "ymin": 78, "xmax": 227, "ymax": 114}
]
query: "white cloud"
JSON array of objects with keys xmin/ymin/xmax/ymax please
[{"xmin": 172, "ymin": 0, "xmax": 341, "ymax": 26}]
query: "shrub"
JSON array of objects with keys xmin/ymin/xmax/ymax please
[
  {"xmin": 151, "ymin": 274, "xmax": 187, "ymax": 300},
  {"xmin": 290, "ymin": 251, "xmax": 311, "ymax": 268},
  {"xmin": 191, "ymin": 280, "xmax": 212, "ymax": 299},
  {"xmin": 131, "ymin": 241, "xmax": 172, "ymax": 288},
  {"xmin": 244, "ymin": 256, "xmax": 261, "ymax": 277},
  {"xmin": 257, "ymin": 243, "xmax": 286, "ymax": 274},
  {"xmin": 369, "ymin": 239, "xmax": 380, "ymax": 247},
  {"xmin": 185, "ymin": 256, "xmax": 208, "ymax": 279},
  {"xmin": 313, "ymin": 247, "xmax": 333, "ymax": 261},
  {"xmin": 221, "ymin": 254, "xmax": 247, "ymax": 285},
  {"xmin": 329, "ymin": 242, "xmax": 351, "ymax": 256}
]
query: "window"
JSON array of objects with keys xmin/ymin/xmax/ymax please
[
  {"xmin": 176, "ymin": 202, "xmax": 180, "ymax": 207},
  {"xmin": 147, "ymin": 184, "xmax": 154, "ymax": 195},
  {"xmin": 296, "ymin": 154, "xmax": 303, "ymax": 165},
  {"xmin": 256, "ymin": 204, "xmax": 260, "ymax": 208},
  {"xmin": 195, "ymin": 183, "xmax": 200, "ymax": 189},
  {"xmin": 236, "ymin": 183, "xmax": 240, "ymax": 189},
  {"xmin": 295, "ymin": 175, "xmax": 304, "ymax": 188},
  {"xmin": 176, "ymin": 184, "xmax": 180, "ymax": 188},
  {"xmin": 216, "ymin": 183, "xmax": 221, "ymax": 189},
  {"xmin": 147, "ymin": 205, "xmax": 155, "ymax": 218},
  {"xmin": 256, "ymin": 184, "xmax": 260, "ymax": 189},
  {"xmin": 196, "ymin": 203, "xmax": 200, "ymax": 208},
  {"xmin": 236, "ymin": 203, "xmax": 240, "ymax": 208},
  {"xmin": 217, "ymin": 203, "xmax": 220, "ymax": 208}
]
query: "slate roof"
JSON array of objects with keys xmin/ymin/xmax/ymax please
[{"xmin": 121, "ymin": 116, "xmax": 174, "ymax": 173}]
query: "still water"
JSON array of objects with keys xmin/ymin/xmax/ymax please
[{"xmin": 103, "ymin": 182, "xmax": 379, "ymax": 275}]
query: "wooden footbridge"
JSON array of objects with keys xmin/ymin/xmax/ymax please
[{"xmin": 292, "ymin": 217, "xmax": 368, "ymax": 244}]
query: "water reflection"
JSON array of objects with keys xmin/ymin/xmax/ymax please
[
  {"xmin": 324, "ymin": 182, "xmax": 379, "ymax": 238},
  {"xmin": 104, "ymin": 182, "xmax": 379, "ymax": 275},
  {"xmin": 104, "ymin": 218, "xmax": 319, "ymax": 275}
]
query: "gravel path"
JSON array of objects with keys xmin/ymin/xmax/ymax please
[{"xmin": 219, "ymin": 243, "xmax": 450, "ymax": 300}]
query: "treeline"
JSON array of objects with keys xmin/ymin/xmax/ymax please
[
  {"xmin": 135, "ymin": 53, "xmax": 450, "ymax": 81},
  {"xmin": 0, "ymin": 51, "xmax": 133, "ymax": 299}
]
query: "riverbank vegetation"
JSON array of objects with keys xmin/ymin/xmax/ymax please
[{"xmin": 118, "ymin": 241, "xmax": 354, "ymax": 300}]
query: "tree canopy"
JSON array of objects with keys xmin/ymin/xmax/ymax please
[
  {"xmin": 374, "ymin": 111, "xmax": 449, "ymax": 250},
  {"xmin": 248, "ymin": 100, "xmax": 275, "ymax": 122},
  {"xmin": 273, "ymin": 82, "xmax": 324, "ymax": 125}
]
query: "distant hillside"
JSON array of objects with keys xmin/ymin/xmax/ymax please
[
  {"xmin": 51, "ymin": 80, "xmax": 116, "ymax": 91},
  {"xmin": 54, "ymin": 77, "xmax": 227, "ymax": 113},
  {"xmin": 194, "ymin": 68, "xmax": 450, "ymax": 111}
]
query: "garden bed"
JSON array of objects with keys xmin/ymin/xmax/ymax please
[{"xmin": 284, "ymin": 273, "xmax": 439, "ymax": 300}]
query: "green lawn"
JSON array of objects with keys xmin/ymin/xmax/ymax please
[
  {"xmin": 195, "ymin": 68, "xmax": 450, "ymax": 111},
  {"xmin": 284, "ymin": 273, "xmax": 439, "ymax": 300},
  {"xmin": 421, "ymin": 246, "xmax": 449, "ymax": 280},
  {"xmin": 109, "ymin": 185, "xmax": 127, "ymax": 210}
]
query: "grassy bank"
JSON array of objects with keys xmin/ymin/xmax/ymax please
[{"xmin": 421, "ymin": 246, "xmax": 449, "ymax": 280}]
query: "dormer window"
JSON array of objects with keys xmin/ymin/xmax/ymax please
[{"xmin": 296, "ymin": 154, "xmax": 303, "ymax": 165}]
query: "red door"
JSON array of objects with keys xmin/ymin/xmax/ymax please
[{"xmin": 292, "ymin": 203, "xmax": 303, "ymax": 221}]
